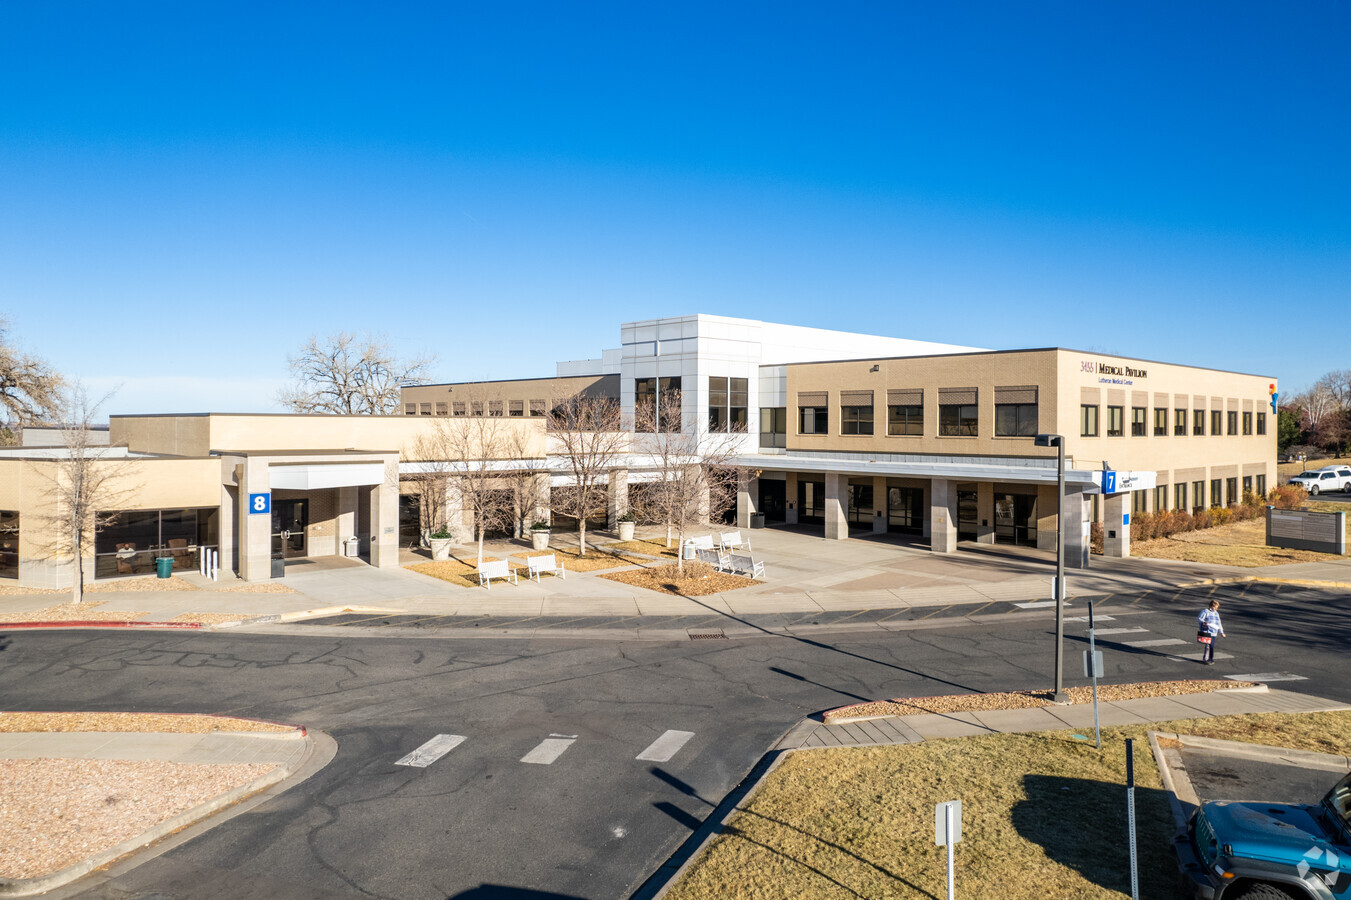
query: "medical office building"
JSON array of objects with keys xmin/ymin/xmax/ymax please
[{"xmin": 0, "ymin": 314, "xmax": 1275, "ymax": 590}]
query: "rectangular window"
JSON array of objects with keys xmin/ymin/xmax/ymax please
[
  {"xmin": 1211, "ymin": 410, "xmax": 1222, "ymax": 435},
  {"xmin": 1174, "ymin": 482, "xmax": 1188, "ymax": 511},
  {"xmin": 1227, "ymin": 410, "xmax": 1238, "ymax": 435},
  {"xmin": 759, "ymin": 407, "xmax": 787, "ymax": 449},
  {"xmin": 729, "ymin": 377, "xmax": 748, "ymax": 431},
  {"xmin": 470, "ymin": 400, "xmax": 484, "ymax": 417},
  {"xmin": 1257, "ymin": 413, "xmax": 1267, "ymax": 435},
  {"xmin": 434, "ymin": 402, "xmax": 448, "ymax": 416},
  {"xmin": 841, "ymin": 405, "xmax": 874, "ymax": 435},
  {"xmin": 636, "ymin": 377, "xmax": 683, "ymax": 432},
  {"xmin": 708, "ymin": 376, "xmax": 728, "ymax": 431},
  {"xmin": 1175, "ymin": 409, "xmax": 1187, "ymax": 436},
  {"xmin": 452, "ymin": 401, "xmax": 467, "ymax": 416},
  {"xmin": 1131, "ymin": 407, "xmax": 1146, "ymax": 436},
  {"xmin": 1242, "ymin": 475, "xmax": 1253, "ymax": 497},
  {"xmin": 1192, "ymin": 480, "xmax": 1205, "ymax": 513},
  {"xmin": 1080, "ymin": 404, "xmax": 1099, "ymax": 437},
  {"xmin": 1242, "ymin": 412, "xmax": 1253, "ymax": 435},
  {"xmin": 1226, "ymin": 477, "xmax": 1238, "ymax": 505},
  {"xmin": 635, "ymin": 378, "xmax": 657, "ymax": 432},
  {"xmin": 887, "ymin": 389, "xmax": 924, "ymax": 436},
  {"xmin": 488, "ymin": 400, "xmax": 503, "ymax": 417},
  {"xmin": 0, "ymin": 510, "xmax": 17, "ymax": 580},
  {"xmin": 1193, "ymin": 409, "xmax": 1205, "ymax": 436},
  {"xmin": 529, "ymin": 399, "xmax": 546, "ymax": 417},
  {"xmin": 658, "ymin": 376, "xmax": 682, "ymax": 432},
  {"xmin": 799, "ymin": 406, "xmax": 829, "ymax": 434},
  {"xmin": 1154, "ymin": 486, "xmax": 1167, "ymax": 511},
  {"xmin": 1256, "ymin": 474, "xmax": 1266, "ymax": 497},
  {"xmin": 1132, "ymin": 490, "xmax": 1147, "ymax": 515},
  {"xmin": 1106, "ymin": 405, "xmax": 1124, "ymax": 437},
  {"xmin": 404, "ymin": 403, "xmax": 416, "ymax": 415},
  {"xmin": 419, "ymin": 403, "xmax": 432, "ymax": 416},
  {"xmin": 939, "ymin": 388, "xmax": 978, "ymax": 436},
  {"xmin": 994, "ymin": 386, "xmax": 1037, "ymax": 437},
  {"xmin": 1210, "ymin": 479, "xmax": 1222, "ymax": 508},
  {"xmin": 509, "ymin": 400, "xmax": 524, "ymax": 417},
  {"xmin": 94, "ymin": 507, "xmax": 219, "ymax": 580},
  {"xmin": 1153, "ymin": 408, "xmax": 1167, "ymax": 436}
]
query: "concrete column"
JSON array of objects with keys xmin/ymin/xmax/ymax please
[
  {"xmin": 336, "ymin": 486, "xmax": 358, "ymax": 552},
  {"xmin": 824, "ymin": 473, "xmax": 849, "ymax": 541},
  {"xmin": 607, "ymin": 467, "xmax": 629, "ymax": 530},
  {"xmin": 736, "ymin": 469, "xmax": 758, "ymax": 529},
  {"xmin": 445, "ymin": 479, "xmax": 471, "ymax": 543},
  {"xmin": 976, "ymin": 482, "xmax": 996, "ymax": 544},
  {"xmin": 368, "ymin": 458, "xmax": 400, "ymax": 569},
  {"xmin": 218, "ymin": 480, "xmax": 237, "ymax": 577},
  {"xmin": 872, "ymin": 476, "xmax": 888, "ymax": 534},
  {"xmin": 238, "ymin": 458, "xmax": 272, "ymax": 582},
  {"xmin": 1064, "ymin": 487, "xmax": 1091, "ymax": 569},
  {"xmin": 921, "ymin": 481, "xmax": 931, "ymax": 537},
  {"xmin": 528, "ymin": 473, "xmax": 551, "ymax": 528},
  {"xmin": 784, "ymin": 472, "xmax": 799, "ymax": 525},
  {"xmin": 1035, "ymin": 483, "xmax": 1058, "ymax": 552},
  {"xmin": 1103, "ymin": 490, "xmax": 1131, "ymax": 558},
  {"xmin": 930, "ymin": 478, "xmax": 957, "ymax": 554}
]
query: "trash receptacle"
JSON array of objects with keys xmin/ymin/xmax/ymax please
[
  {"xmin": 343, "ymin": 537, "xmax": 360, "ymax": 558},
  {"xmin": 681, "ymin": 539, "xmax": 696, "ymax": 560},
  {"xmin": 271, "ymin": 552, "xmax": 285, "ymax": 578},
  {"xmin": 750, "ymin": 513, "xmax": 766, "ymax": 529},
  {"xmin": 155, "ymin": 557, "xmax": 173, "ymax": 579}
]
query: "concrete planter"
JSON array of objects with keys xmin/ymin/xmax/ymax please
[
  {"xmin": 429, "ymin": 538, "xmax": 453, "ymax": 561},
  {"xmin": 530, "ymin": 531, "xmax": 550, "ymax": 551},
  {"xmin": 617, "ymin": 521, "xmax": 635, "ymax": 541}
]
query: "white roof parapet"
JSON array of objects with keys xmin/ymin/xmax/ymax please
[{"xmin": 730, "ymin": 452, "xmax": 1110, "ymax": 491}]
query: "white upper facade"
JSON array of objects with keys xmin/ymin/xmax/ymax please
[{"xmin": 557, "ymin": 314, "xmax": 983, "ymax": 443}]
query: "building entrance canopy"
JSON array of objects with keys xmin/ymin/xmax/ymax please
[
  {"xmin": 731, "ymin": 452, "xmax": 1116, "ymax": 492},
  {"xmin": 269, "ymin": 462, "xmax": 386, "ymax": 490}
]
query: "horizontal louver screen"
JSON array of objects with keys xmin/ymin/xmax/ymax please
[
  {"xmin": 939, "ymin": 388, "xmax": 977, "ymax": 405},
  {"xmin": 797, "ymin": 391, "xmax": 828, "ymax": 406},
  {"xmin": 888, "ymin": 389, "xmax": 923, "ymax": 405},
  {"xmin": 1133, "ymin": 392, "xmax": 1149, "ymax": 407},
  {"xmin": 839, "ymin": 390, "xmax": 873, "ymax": 405},
  {"xmin": 996, "ymin": 386, "xmax": 1037, "ymax": 404}
]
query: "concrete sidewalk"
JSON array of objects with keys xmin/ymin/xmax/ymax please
[
  {"xmin": 0, "ymin": 727, "xmax": 334, "ymax": 897},
  {"xmin": 1, "ymin": 526, "xmax": 1348, "ymax": 627}
]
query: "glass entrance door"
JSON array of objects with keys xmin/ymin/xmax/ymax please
[
  {"xmin": 994, "ymin": 493, "xmax": 1037, "ymax": 545},
  {"xmin": 271, "ymin": 499, "xmax": 308, "ymax": 559},
  {"xmin": 758, "ymin": 480, "xmax": 786, "ymax": 522},
  {"xmin": 957, "ymin": 489, "xmax": 978, "ymax": 541}
]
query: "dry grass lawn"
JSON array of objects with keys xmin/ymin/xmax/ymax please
[
  {"xmin": 1277, "ymin": 456, "xmax": 1351, "ymax": 481},
  {"xmin": 1131, "ymin": 500, "xmax": 1351, "ymax": 568},
  {"xmin": 408, "ymin": 546, "xmax": 639, "ymax": 586},
  {"xmin": 599, "ymin": 561, "xmax": 758, "ymax": 597},
  {"xmin": 605, "ymin": 539, "xmax": 681, "ymax": 558},
  {"xmin": 666, "ymin": 710, "xmax": 1351, "ymax": 900}
]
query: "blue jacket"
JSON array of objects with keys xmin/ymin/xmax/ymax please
[{"xmin": 1198, "ymin": 608, "xmax": 1224, "ymax": 636}]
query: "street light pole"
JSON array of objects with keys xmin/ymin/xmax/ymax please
[{"xmin": 1036, "ymin": 433, "xmax": 1068, "ymax": 702}]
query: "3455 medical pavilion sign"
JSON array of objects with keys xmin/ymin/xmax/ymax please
[{"xmin": 1081, "ymin": 358, "xmax": 1148, "ymax": 378}]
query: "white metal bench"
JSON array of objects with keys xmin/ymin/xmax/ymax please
[
  {"xmin": 524, "ymin": 553, "xmax": 566, "ymax": 582},
  {"xmin": 477, "ymin": 559, "xmax": 518, "ymax": 588},
  {"xmin": 695, "ymin": 547, "xmax": 730, "ymax": 572},
  {"xmin": 683, "ymin": 534, "xmax": 716, "ymax": 560},
  {"xmin": 719, "ymin": 530, "xmax": 750, "ymax": 552},
  {"xmin": 726, "ymin": 553, "xmax": 765, "ymax": 579}
]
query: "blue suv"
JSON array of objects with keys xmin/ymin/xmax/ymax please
[{"xmin": 1182, "ymin": 771, "xmax": 1351, "ymax": 898}]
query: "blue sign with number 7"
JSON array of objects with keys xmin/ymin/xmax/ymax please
[
  {"xmin": 1101, "ymin": 471, "xmax": 1117, "ymax": 494},
  {"xmin": 248, "ymin": 493, "xmax": 271, "ymax": 515}
]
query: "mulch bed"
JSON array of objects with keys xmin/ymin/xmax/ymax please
[{"xmin": 598, "ymin": 562, "xmax": 759, "ymax": 597}]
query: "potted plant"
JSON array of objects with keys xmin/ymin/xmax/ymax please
[
  {"xmin": 616, "ymin": 511, "xmax": 636, "ymax": 542},
  {"xmin": 530, "ymin": 521, "xmax": 551, "ymax": 551},
  {"xmin": 428, "ymin": 528, "xmax": 454, "ymax": 561}
]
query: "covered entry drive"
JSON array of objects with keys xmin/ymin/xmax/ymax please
[{"xmin": 219, "ymin": 450, "xmax": 401, "ymax": 582}]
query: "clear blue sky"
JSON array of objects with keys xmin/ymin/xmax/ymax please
[{"xmin": 2, "ymin": 2, "xmax": 1347, "ymax": 416}]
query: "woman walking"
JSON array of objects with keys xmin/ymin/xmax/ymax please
[{"xmin": 1197, "ymin": 599, "xmax": 1226, "ymax": 665}]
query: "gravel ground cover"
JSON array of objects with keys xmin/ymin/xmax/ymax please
[
  {"xmin": 599, "ymin": 561, "xmax": 758, "ymax": 597},
  {"xmin": 1131, "ymin": 500, "xmax": 1350, "ymax": 567},
  {"xmin": 665, "ymin": 709, "xmax": 1351, "ymax": 900},
  {"xmin": 0, "ymin": 601, "xmax": 149, "ymax": 623},
  {"xmin": 406, "ymin": 556, "xmax": 506, "ymax": 587},
  {"xmin": 0, "ymin": 584, "xmax": 62, "ymax": 596},
  {"xmin": 85, "ymin": 576, "xmax": 198, "ymax": 593},
  {"xmin": 0, "ymin": 758, "xmax": 275, "ymax": 880},
  {"xmin": 824, "ymin": 679, "xmax": 1259, "ymax": 721},
  {"xmin": 214, "ymin": 582, "xmax": 298, "ymax": 594},
  {"xmin": 0, "ymin": 712, "xmax": 298, "ymax": 734}
]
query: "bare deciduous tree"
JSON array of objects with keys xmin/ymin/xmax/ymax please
[
  {"xmin": 421, "ymin": 408, "xmax": 517, "ymax": 563},
  {"xmin": 37, "ymin": 386, "xmax": 134, "ymax": 604},
  {"xmin": 547, "ymin": 395, "xmax": 627, "ymax": 556},
  {"xmin": 632, "ymin": 390, "xmax": 746, "ymax": 571},
  {"xmin": 0, "ymin": 316, "xmax": 64, "ymax": 436},
  {"xmin": 279, "ymin": 332, "xmax": 435, "ymax": 415},
  {"xmin": 504, "ymin": 426, "xmax": 548, "ymax": 538}
]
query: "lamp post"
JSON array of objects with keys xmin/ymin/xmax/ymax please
[{"xmin": 1035, "ymin": 433, "xmax": 1068, "ymax": 702}]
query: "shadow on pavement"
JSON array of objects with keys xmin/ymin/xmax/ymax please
[
  {"xmin": 446, "ymin": 887, "xmax": 588, "ymax": 899},
  {"xmin": 1011, "ymin": 773, "xmax": 1176, "ymax": 896}
]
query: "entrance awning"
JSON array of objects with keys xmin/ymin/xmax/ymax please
[
  {"xmin": 270, "ymin": 462, "xmax": 386, "ymax": 490},
  {"xmin": 731, "ymin": 453, "xmax": 1110, "ymax": 491}
]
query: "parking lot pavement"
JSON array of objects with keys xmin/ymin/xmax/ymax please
[{"xmin": 1181, "ymin": 749, "xmax": 1336, "ymax": 804}]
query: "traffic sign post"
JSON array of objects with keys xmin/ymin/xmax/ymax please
[
  {"xmin": 1126, "ymin": 739, "xmax": 1139, "ymax": 900},
  {"xmin": 1085, "ymin": 601, "xmax": 1102, "ymax": 749},
  {"xmin": 935, "ymin": 799, "xmax": 961, "ymax": 900}
]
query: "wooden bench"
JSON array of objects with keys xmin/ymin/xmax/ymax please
[
  {"xmin": 719, "ymin": 530, "xmax": 750, "ymax": 552},
  {"xmin": 726, "ymin": 553, "xmax": 765, "ymax": 579},
  {"xmin": 524, "ymin": 553, "xmax": 566, "ymax": 582},
  {"xmin": 477, "ymin": 559, "xmax": 518, "ymax": 588}
]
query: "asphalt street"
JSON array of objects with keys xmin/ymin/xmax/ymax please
[{"xmin": 0, "ymin": 581, "xmax": 1347, "ymax": 900}]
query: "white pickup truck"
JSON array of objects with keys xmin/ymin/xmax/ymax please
[{"xmin": 1289, "ymin": 465, "xmax": 1351, "ymax": 494}]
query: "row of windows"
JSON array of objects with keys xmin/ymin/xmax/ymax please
[
  {"xmin": 1081, "ymin": 406, "xmax": 1265, "ymax": 438},
  {"xmin": 1128, "ymin": 475, "xmax": 1267, "ymax": 514},
  {"xmin": 789, "ymin": 402, "xmax": 1037, "ymax": 438},
  {"xmin": 405, "ymin": 399, "xmax": 549, "ymax": 417}
]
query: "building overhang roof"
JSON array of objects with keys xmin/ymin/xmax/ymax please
[{"xmin": 731, "ymin": 453, "xmax": 1109, "ymax": 491}]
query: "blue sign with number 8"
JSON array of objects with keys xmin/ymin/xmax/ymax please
[{"xmin": 249, "ymin": 493, "xmax": 271, "ymax": 515}]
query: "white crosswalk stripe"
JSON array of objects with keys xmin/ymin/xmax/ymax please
[
  {"xmin": 636, "ymin": 730, "xmax": 695, "ymax": 762},
  {"xmin": 395, "ymin": 734, "xmax": 466, "ymax": 768},
  {"xmin": 1093, "ymin": 627, "xmax": 1149, "ymax": 635},
  {"xmin": 1065, "ymin": 615, "xmax": 1114, "ymax": 622},
  {"xmin": 1124, "ymin": 638, "xmax": 1188, "ymax": 647},
  {"xmin": 521, "ymin": 734, "xmax": 577, "ymax": 765}
]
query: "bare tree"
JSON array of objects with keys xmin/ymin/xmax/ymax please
[
  {"xmin": 420, "ymin": 408, "xmax": 517, "ymax": 562},
  {"xmin": 0, "ymin": 316, "xmax": 64, "ymax": 436},
  {"xmin": 38, "ymin": 386, "xmax": 134, "ymax": 604},
  {"xmin": 504, "ymin": 425, "xmax": 549, "ymax": 538},
  {"xmin": 632, "ymin": 390, "xmax": 746, "ymax": 571},
  {"xmin": 547, "ymin": 394, "xmax": 628, "ymax": 556},
  {"xmin": 279, "ymin": 332, "xmax": 435, "ymax": 415}
]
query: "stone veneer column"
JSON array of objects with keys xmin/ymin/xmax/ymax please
[
  {"xmin": 930, "ymin": 478, "xmax": 957, "ymax": 554},
  {"xmin": 872, "ymin": 476, "xmax": 888, "ymax": 534},
  {"xmin": 976, "ymin": 482, "xmax": 996, "ymax": 544},
  {"xmin": 1064, "ymin": 487, "xmax": 1091, "ymax": 569},
  {"xmin": 336, "ymin": 486, "xmax": 359, "ymax": 551},
  {"xmin": 607, "ymin": 467, "xmax": 629, "ymax": 530},
  {"xmin": 1035, "ymin": 483, "xmax": 1058, "ymax": 552},
  {"xmin": 1103, "ymin": 490, "xmax": 1131, "ymax": 559},
  {"xmin": 367, "ymin": 457, "xmax": 400, "ymax": 569},
  {"xmin": 823, "ymin": 473, "xmax": 849, "ymax": 541},
  {"xmin": 445, "ymin": 479, "xmax": 471, "ymax": 543},
  {"xmin": 238, "ymin": 457, "xmax": 272, "ymax": 582},
  {"xmin": 736, "ymin": 470, "xmax": 758, "ymax": 529},
  {"xmin": 784, "ymin": 472, "xmax": 799, "ymax": 525}
]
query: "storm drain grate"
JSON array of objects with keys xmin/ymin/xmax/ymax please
[{"xmin": 688, "ymin": 630, "xmax": 727, "ymax": 640}]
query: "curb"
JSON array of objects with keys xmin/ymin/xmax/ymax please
[
  {"xmin": 1177, "ymin": 576, "xmax": 1351, "ymax": 590},
  {"xmin": 0, "ymin": 620, "xmax": 202, "ymax": 631},
  {"xmin": 0, "ymin": 726, "xmax": 332, "ymax": 898}
]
